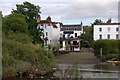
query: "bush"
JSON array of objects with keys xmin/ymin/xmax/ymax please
[
  {"xmin": 47, "ymin": 44, "xmax": 52, "ymax": 50},
  {"xmin": 104, "ymin": 54, "xmax": 118, "ymax": 60},
  {"xmin": 93, "ymin": 40, "xmax": 119, "ymax": 59},
  {"xmin": 2, "ymin": 32, "xmax": 58, "ymax": 77}
]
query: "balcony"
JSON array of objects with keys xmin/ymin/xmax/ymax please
[
  {"xmin": 70, "ymin": 45, "xmax": 79, "ymax": 48},
  {"xmin": 44, "ymin": 37, "xmax": 48, "ymax": 41},
  {"xmin": 59, "ymin": 36, "xmax": 80, "ymax": 41}
]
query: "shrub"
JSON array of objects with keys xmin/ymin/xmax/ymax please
[
  {"xmin": 2, "ymin": 32, "xmax": 58, "ymax": 78},
  {"xmin": 47, "ymin": 44, "xmax": 52, "ymax": 50},
  {"xmin": 93, "ymin": 40, "xmax": 119, "ymax": 59},
  {"xmin": 104, "ymin": 54, "xmax": 118, "ymax": 60}
]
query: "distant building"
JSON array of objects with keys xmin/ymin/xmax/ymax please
[
  {"xmin": 37, "ymin": 15, "xmax": 62, "ymax": 47},
  {"xmin": 59, "ymin": 22, "xmax": 83, "ymax": 51},
  {"xmin": 37, "ymin": 15, "xmax": 84, "ymax": 51},
  {"xmin": 93, "ymin": 18, "xmax": 120, "ymax": 40}
]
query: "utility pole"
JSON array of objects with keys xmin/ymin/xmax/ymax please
[{"xmin": 100, "ymin": 48, "xmax": 102, "ymax": 62}]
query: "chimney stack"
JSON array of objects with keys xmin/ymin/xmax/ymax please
[
  {"xmin": 107, "ymin": 18, "xmax": 112, "ymax": 23},
  {"xmin": 36, "ymin": 15, "xmax": 41, "ymax": 23}
]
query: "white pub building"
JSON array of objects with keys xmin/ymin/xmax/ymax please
[
  {"xmin": 93, "ymin": 19, "xmax": 120, "ymax": 40},
  {"xmin": 37, "ymin": 15, "xmax": 62, "ymax": 47},
  {"xmin": 36, "ymin": 15, "xmax": 83, "ymax": 51},
  {"xmin": 59, "ymin": 22, "xmax": 83, "ymax": 51}
]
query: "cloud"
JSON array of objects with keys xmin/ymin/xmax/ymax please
[
  {"xmin": 60, "ymin": 2, "xmax": 118, "ymax": 20},
  {"xmin": 37, "ymin": 1, "xmax": 118, "ymax": 22},
  {"xmin": 0, "ymin": 0, "xmax": 119, "ymax": 24}
]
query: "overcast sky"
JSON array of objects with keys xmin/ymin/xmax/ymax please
[{"xmin": 0, "ymin": 0, "xmax": 119, "ymax": 25}]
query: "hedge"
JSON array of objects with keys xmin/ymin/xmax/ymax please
[{"xmin": 93, "ymin": 40, "xmax": 120, "ymax": 60}]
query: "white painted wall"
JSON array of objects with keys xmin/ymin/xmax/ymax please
[
  {"xmin": 51, "ymin": 23, "xmax": 61, "ymax": 45},
  {"xmin": 60, "ymin": 30, "xmax": 83, "ymax": 38},
  {"xmin": 37, "ymin": 23, "xmax": 61, "ymax": 46},
  {"xmin": 70, "ymin": 31, "xmax": 83, "ymax": 38},
  {"xmin": 74, "ymin": 48, "xmax": 80, "ymax": 51},
  {"xmin": 94, "ymin": 25, "xmax": 119, "ymax": 41},
  {"xmin": 63, "ymin": 41, "xmax": 66, "ymax": 50}
]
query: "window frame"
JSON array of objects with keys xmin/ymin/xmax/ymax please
[
  {"xmin": 116, "ymin": 27, "xmax": 119, "ymax": 32},
  {"xmin": 116, "ymin": 34, "xmax": 119, "ymax": 39},
  {"xmin": 99, "ymin": 34, "xmax": 102, "ymax": 39},
  {"xmin": 99, "ymin": 28, "xmax": 102, "ymax": 32},
  {"xmin": 107, "ymin": 34, "xmax": 110, "ymax": 39}
]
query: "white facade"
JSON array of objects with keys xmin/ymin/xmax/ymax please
[
  {"xmin": 60, "ymin": 31, "xmax": 83, "ymax": 38},
  {"xmin": 59, "ymin": 24, "xmax": 83, "ymax": 51},
  {"xmin": 37, "ymin": 16, "xmax": 84, "ymax": 51},
  {"xmin": 37, "ymin": 16, "xmax": 61, "ymax": 46},
  {"xmin": 94, "ymin": 24, "xmax": 120, "ymax": 41},
  {"xmin": 37, "ymin": 24, "xmax": 60, "ymax": 45}
]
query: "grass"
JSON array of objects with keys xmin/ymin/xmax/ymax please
[{"xmin": 53, "ymin": 52, "xmax": 99, "ymax": 64}]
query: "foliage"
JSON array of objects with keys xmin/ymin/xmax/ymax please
[
  {"xmin": 93, "ymin": 19, "xmax": 104, "ymax": 25},
  {"xmin": 104, "ymin": 54, "xmax": 119, "ymax": 60},
  {"xmin": 2, "ymin": 33, "xmax": 57, "ymax": 75},
  {"xmin": 55, "ymin": 44, "xmax": 60, "ymax": 51},
  {"xmin": 12, "ymin": 1, "xmax": 40, "ymax": 21},
  {"xmin": 4, "ymin": 31, "xmax": 32, "ymax": 44},
  {"xmin": 70, "ymin": 61, "xmax": 80, "ymax": 78},
  {"xmin": 65, "ymin": 42, "xmax": 69, "ymax": 50},
  {"xmin": 93, "ymin": 40, "xmax": 119, "ymax": 59},
  {"xmin": 48, "ymin": 44, "xmax": 52, "ymax": 50},
  {"xmin": 2, "ymin": 13, "xmax": 28, "ymax": 33},
  {"xmin": 12, "ymin": 1, "xmax": 43, "ymax": 44},
  {"xmin": 81, "ymin": 19, "xmax": 103, "ymax": 48},
  {"xmin": 2, "ymin": 12, "xmax": 57, "ymax": 77}
]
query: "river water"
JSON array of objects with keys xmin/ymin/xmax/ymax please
[{"xmin": 54, "ymin": 63, "xmax": 120, "ymax": 79}]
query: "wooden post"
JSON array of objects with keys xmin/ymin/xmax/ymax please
[{"xmin": 100, "ymin": 48, "xmax": 102, "ymax": 62}]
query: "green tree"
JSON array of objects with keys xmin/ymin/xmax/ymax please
[
  {"xmin": 3, "ymin": 13, "xmax": 28, "ymax": 33},
  {"xmin": 93, "ymin": 40, "xmax": 119, "ymax": 60},
  {"xmin": 80, "ymin": 19, "xmax": 103, "ymax": 48},
  {"xmin": 12, "ymin": 1, "xmax": 43, "ymax": 44},
  {"xmin": 2, "ymin": 32, "xmax": 57, "ymax": 76},
  {"xmin": 93, "ymin": 19, "xmax": 103, "ymax": 25},
  {"xmin": 80, "ymin": 26, "xmax": 92, "ymax": 48},
  {"xmin": 2, "ymin": 12, "xmax": 57, "ymax": 77}
]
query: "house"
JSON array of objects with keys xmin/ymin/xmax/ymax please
[
  {"xmin": 59, "ymin": 22, "xmax": 83, "ymax": 51},
  {"xmin": 93, "ymin": 18, "xmax": 120, "ymax": 41},
  {"xmin": 36, "ymin": 15, "xmax": 62, "ymax": 47},
  {"xmin": 36, "ymin": 15, "xmax": 83, "ymax": 51}
]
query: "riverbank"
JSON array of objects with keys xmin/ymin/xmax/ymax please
[{"xmin": 53, "ymin": 52, "xmax": 100, "ymax": 64}]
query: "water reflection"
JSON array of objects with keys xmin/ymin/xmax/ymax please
[
  {"xmin": 54, "ymin": 63, "xmax": 119, "ymax": 78},
  {"xmin": 93, "ymin": 63, "xmax": 119, "ymax": 71}
]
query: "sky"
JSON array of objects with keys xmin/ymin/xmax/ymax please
[{"xmin": 0, "ymin": 0, "xmax": 119, "ymax": 25}]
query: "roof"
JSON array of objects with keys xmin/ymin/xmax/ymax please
[
  {"xmin": 39, "ymin": 20, "xmax": 51, "ymax": 24},
  {"xmin": 59, "ymin": 37, "xmax": 80, "ymax": 41},
  {"xmin": 62, "ymin": 24, "xmax": 82, "ymax": 27},
  {"xmin": 38, "ymin": 16, "xmax": 63, "ymax": 28},
  {"xmin": 94, "ymin": 23, "xmax": 120, "ymax": 25}
]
